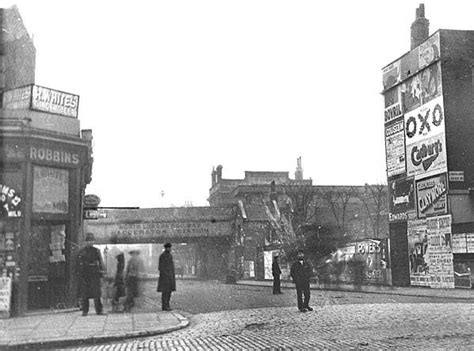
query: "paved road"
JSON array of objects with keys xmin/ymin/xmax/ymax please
[{"xmin": 74, "ymin": 280, "xmax": 473, "ymax": 350}]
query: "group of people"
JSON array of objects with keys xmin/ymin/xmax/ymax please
[
  {"xmin": 77, "ymin": 233, "xmax": 176, "ymax": 315},
  {"xmin": 273, "ymin": 249, "xmax": 313, "ymax": 312}
]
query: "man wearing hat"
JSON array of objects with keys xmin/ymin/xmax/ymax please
[
  {"xmin": 123, "ymin": 249, "xmax": 145, "ymax": 312},
  {"xmin": 77, "ymin": 232, "xmax": 106, "ymax": 316},
  {"xmin": 290, "ymin": 249, "xmax": 313, "ymax": 312},
  {"xmin": 157, "ymin": 243, "xmax": 176, "ymax": 311},
  {"xmin": 272, "ymin": 254, "xmax": 282, "ymax": 294}
]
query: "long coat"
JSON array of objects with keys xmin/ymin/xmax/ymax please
[
  {"xmin": 157, "ymin": 251, "xmax": 176, "ymax": 292},
  {"xmin": 290, "ymin": 259, "xmax": 312, "ymax": 289},
  {"xmin": 77, "ymin": 246, "xmax": 104, "ymax": 298},
  {"xmin": 272, "ymin": 261, "xmax": 281, "ymax": 277}
]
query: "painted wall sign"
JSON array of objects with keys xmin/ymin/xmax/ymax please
[
  {"xmin": 388, "ymin": 177, "xmax": 415, "ymax": 222},
  {"xmin": 2, "ymin": 86, "xmax": 32, "ymax": 110},
  {"xmin": 406, "ymin": 133, "xmax": 447, "ymax": 179},
  {"xmin": 382, "ymin": 60, "xmax": 401, "ymax": 90},
  {"xmin": 448, "ymin": 171, "xmax": 464, "ymax": 182},
  {"xmin": 407, "ymin": 219, "xmax": 430, "ymax": 287},
  {"xmin": 31, "ymin": 85, "xmax": 79, "ymax": 118},
  {"xmin": 416, "ymin": 173, "xmax": 448, "ymax": 219},
  {"xmin": 404, "ymin": 95, "xmax": 445, "ymax": 145},
  {"xmin": 30, "ymin": 146, "xmax": 81, "ymax": 166},
  {"xmin": 33, "ymin": 166, "xmax": 69, "ymax": 214},
  {"xmin": 0, "ymin": 184, "xmax": 22, "ymax": 217},
  {"xmin": 419, "ymin": 32, "xmax": 440, "ymax": 69},
  {"xmin": 385, "ymin": 120, "xmax": 406, "ymax": 177}
]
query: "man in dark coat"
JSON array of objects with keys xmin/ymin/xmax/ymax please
[
  {"xmin": 77, "ymin": 232, "xmax": 106, "ymax": 316},
  {"xmin": 272, "ymin": 255, "xmax": 282, "ymax": 294},
  {"xmin": 290, "ymin": 249, "xmax": 313, "ymax": 312},
  {"xmin": 124, "ymin": 249, "xmax": 145, "ymax": 312},
  {"xmin": 157, "ymin": 243, "xmax": 176, "ymax": 311}
]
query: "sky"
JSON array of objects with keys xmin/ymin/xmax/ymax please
[{"xmin": 4, "ymin": 0, "xmax": 474, "ymax": 208}]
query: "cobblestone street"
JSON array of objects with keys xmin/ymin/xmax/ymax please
[{"xmin": 72, "ymin": 280, "xmax": 473, "ymax": 350}]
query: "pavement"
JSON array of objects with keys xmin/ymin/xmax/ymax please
[{"xmin": 0, "ymin": 279, "xmax": 472, "ymax": 350}]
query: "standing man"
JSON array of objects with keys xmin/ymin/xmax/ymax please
[
  {"xmin": 157, "ymin": 243, "xmax": 176, "ymax": 311},
  {"xmin": 290, "ymin": 249, "xmax": 313, "ymax": 312},
  {"xmin": 272, "ymin": 255, "xmax": 282, "ymax": 294},
  {"xmin": 124, "ymin": 249, "xmax": 145, "ymax": 312},
  {"xmin": 77, "ymin": 232, "xmax": 106, "ymax": 316}
]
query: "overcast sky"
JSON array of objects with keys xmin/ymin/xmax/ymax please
[{"xmin": 6, "ymin": 0, "xmax": 474, "ymax": 208}]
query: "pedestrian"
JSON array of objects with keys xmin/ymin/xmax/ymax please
[
  {"xmin": 124, "ymin": 249, "xmax": 145, "ymax": 312},
  {"xmin": 272, "ymin": 255, "xmax": 282, "ymax": 294},
  {"xmin": 290, "ymin": 249, "xmax": 313, "ymax": 312},
  {"xmin": 157, "ymin": 243, "xmax": 176, "ymax": 311},
  {"xmin": 107, "ymin": 236, "xmax": 125, "ymax": 312},
  {"xmin": 77, "ymin": 232, "xmax": 106, "ymax": 316}
]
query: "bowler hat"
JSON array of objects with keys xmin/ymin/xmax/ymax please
[
  {"xmin": 164, "ymin": 243, "xmax": 172, "ymax": 248},
  {"xmin": 85, "ymin": 233, "xmax": 95, "ymax": 242}
]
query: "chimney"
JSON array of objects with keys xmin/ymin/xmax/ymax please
[
  {"xmin": 411, "ymin": 4, "xmax": 429, "ymax": 50},
  {"xmin": 211, "ymin": 167, "xmax": 216, "ymax": 186},
  {"xmin": 295, "ymin": 156, "xmax": 303, "ymax": 180},
  {"xmin": 216, "ymin": 165, "xmax": 223, "ymax": 181}
]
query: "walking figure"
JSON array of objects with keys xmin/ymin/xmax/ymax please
[
  {"xmin": 124, "ymin": 249, "xmax": 145, "ymax": 312},
  {"xmin": 157, "ymin": 243, "xmax": 176, "ymax": 311},
  {"xmin": 290, "ymin": 249, "xmax": 313, "ymax": 312},
  {"xmin": 272, "ymin": 255, "xmax": 282, "ymax": 294},
  {"xmin": 77, "ymin": 233, "xmax": 106, "ymax": 316}
]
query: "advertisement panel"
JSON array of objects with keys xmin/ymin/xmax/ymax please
[
  {"xmin": 384, "ymin": 86, "xmax": 403, "ymax": 124},
  {"xmin": 31, "ymin": 85, "xmax": 79, "ymax": 118},
  {"xmin": 388, "ymin": 177, "xmax": 415, "ymax": 222},
  {"xmin": 400, "ymin": 47, "xmax": 419, "ymax": 81},
  {"xmin": 407, "ymin": 219, "xmax": 430, "ymax": 286},
  {"xmin": 419, "ymin": 32, "xmax": 440, "ymax": 69},
  {"xmin": 406, "ymin": 132, "xmax": 447, "ymax": 179},
  {"xmin": 0, "ymin": 184, "xmax": 22, "ymax": 218},
  {"xmin": 382, "ymin": 60, "xmax": 401, "ymax": 90},
  {"xmin": 426, "ymin": 215, "xmax": 454, "ymax": 289},
  {"xmin": 416, "ymin": 173, "xmax": 448, "ymax": 219},
  {"xmin": 402, "ymin": 74, "xmax": 421, "ymax": 113},
  {"xmin": 467, "ymin": 233, "xmax": 474, "ymax": 253},
  {"xmin": 385, "ymin": 119, "xmax": 406, "ymax": 177},
  {"xmin": 33, "ymin": 166, "xmax": 69, "ymax": 214},
  {"xmin": 2, "ymin": 86, "xmax": 32, "ymax": 110},
  {"xmin": 452, "ymin": 233, "xmax": 467, "ymax": 253},
  {"xmin": 405, "ymin": 94, "xmax": 444, "ymax": 146}
]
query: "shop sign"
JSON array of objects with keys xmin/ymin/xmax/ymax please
[
  {"xmin": 2, "ymin": 86, "xmax": 32, "ymax": 109},
  {"xmin": 448, "ymin": 171, "xmax": 464, "ymax": 182},
  {"xmin": 385, "ymin": 120, "xmax": 406, "ymax": 177},
  {"xmin": 406, "ymin": 133, "xmax": 447, "ymax": 178},
  {"xmin": 0, "ymin": 184, "xmax": 22, "ymax": 218},
  {"xmin": 388, "ymin": 177, "xmax": 415, "ymax": 222},
  {"xmin": 382, "ymin": 60, "xmax": 401, "ymax": 90},
  {"xmin": 31, "ymin": 85, "xmax": 79, "ymax": 118},
  {"xmin": 84, "ymin": 194, "xmax": 101, "ymax": 208},
  {"xmin": 416, "ymin": 173, "xmax": 448, "ymax": 218},
  {"xmin": 419, "ymin": 32, "xmax": 440, "ymax": 69},
  {"xmin": 404, "ymin": 95, "xmax": 445, "ymax": 145},
  {"xmin": 30, "ymin": 146, "xmax": 81, "ymax": 166}
]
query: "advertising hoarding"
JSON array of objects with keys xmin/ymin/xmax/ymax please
[
  {"xmin": 419, "ymin": 32, "xmax": 440, "ymax": 69},
  {"xmin": 452, "ymin": 233, "xmax": 467, "ymax": 253},
  {"xmin": 400, "ymin": 47, "xmax": 419, "ymax": 81},
  {"xmin": 406, "ymin": 132, "xmax": 447, "ymax": 179},
  {"xmin": 384, "ymin": 86, "xmax": 403, "ymax": 124},
  {"xmin": 388, "ymin": 177, "xmax": 415, "ymax": 222},
  {"xmin": 416, "ymin": 173, "xmax": 448, "ymax": 219},
  {"xmin": 2, "ymin": 86, "xmax": 32, "ymax": 110},
  {"xmin": 385, "ymin": 119, "xmax": 406, "ymax": 177},
  {"xmin": 382, "ymin": 60, "xmax": 401, "ymax": 90},
  {"xmin": 407, "ymin": 219, "xmax": 430, "ymax": 286}
]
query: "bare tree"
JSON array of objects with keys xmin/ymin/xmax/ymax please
[
  {"xmin": 282, "ymin": 183, "xmax": 317, "ymax": 238},
  {"xmin": 358, "ymin": 183, "xmax": 388, "ymax": 239},
  {"xmin": 318, "ymin": 186, "xmax": 357, "ymax": 237}
]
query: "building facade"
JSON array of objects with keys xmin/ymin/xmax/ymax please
[
  {"xmin": 382, "ymin": 5, "xmax": 474, "ymax": 289},
  {"xmin": 0, "ymin": 6, "xmax": 94, "ymax": 315}
]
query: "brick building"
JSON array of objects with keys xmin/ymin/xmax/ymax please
[{"xmin": 382, "ymin": 4, "xmax": 474, "ymax": 289}]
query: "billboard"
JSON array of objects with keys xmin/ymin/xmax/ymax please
[
  {"xmin": 382, "ymin": 60, "xmax": 401, "ymax": 90},
  {"xmin": 385, "ymin": 119, "xmax": 406, "ymax": 177},
  {"xmin": 407, "ymin": 219, "xmax": 430, "ymax": 286},
  {"xmin": 384, "ymin": 86, "xmax": 403, "ymax": 124},
  {"xmin": 419, "ymin": 32, "xmax": 440, "ymax": 69},
  {"xmin": 416, "ymin": 173, "xmax": 448, "ymax": 219},
  {"xmin": 400, "ymin": 47, "xmax": 419, "ymax": 81},
  {"xmin": 404, "ymin": 95, "xmax": 445, "ymax": 146},
  {"xmin": 388, "ymin": 177, "xmax": 415, "ymax": 222},
  {"xmin": 406, "ymin": 133, "xmax": 447, "ymax": 179}
]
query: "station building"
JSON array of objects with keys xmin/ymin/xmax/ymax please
[
  {"xmin": 0, "ymin": 6, "xmax": 94, "ymax": 315},
  {"xmin": 382, "ymin": 4, "xmax": 474, "ymax": 289}
]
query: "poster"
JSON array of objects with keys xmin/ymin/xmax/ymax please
[
  {"xmin": 425, "ymin": 215, "xmax": 454, "ymax": 289},
  {"xmin": 416, "ymin": 173, "xmax": 448, "ymax": 219},
  {"xmin": 419, "ymin": 32, "xmax": 440, "ymax": 69},
  {"xmin": 0, "ymin": 276, "xmax": 12, "ymax": 318},
  {"xmin": 400, "ymin": 46, "xmax": 419, "ymax": 81},
  {"xmin": 467, "ymin": 233, "xmax": 474, "ymax": 253},
  {"xmin": 402, "ymin": 74, "xmax": 421, "ymax": 113},
  {"xmin": 49, "ymin": 225, "xmax": 66, "ymax": 263},
  {"xmin": 382, "ymin": 59, "xmax": 401, "ymax": 90},
  {"xmin": 452, "ymin": 233, "xmax": 467, "ymax": 253},
  {"xmin": 388, "ymin": 177, "xmax": 415, "ymax": 222},
  {"xmin": 384, "ymin": 86, "xmax": 403, "ymax": 124},
  {"xmin": 406, "ymin": 133, "xmax": 447, "ymax": 179},
  {"xmin": 404, "ymin": 95, "xmax": 445, "ymax": 145},
  {"xmin": 33, "ymin": 166, "xmax": 69, "ymax": 213},
  {"xmin": 407, "ymin": 219, "xmax": 430, "ymax": 286},
  {"xmin": 385, "ymin": 120, "xmax": 406, "ymax": 177}
]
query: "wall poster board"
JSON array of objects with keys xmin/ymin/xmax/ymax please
[
  {"xmin": 407, "ymin": 219, "xmax": 430, "ymax": 286},
  {"xmin": 33, "ymin": 166, "xmax": 69, "ymax": 214}
]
